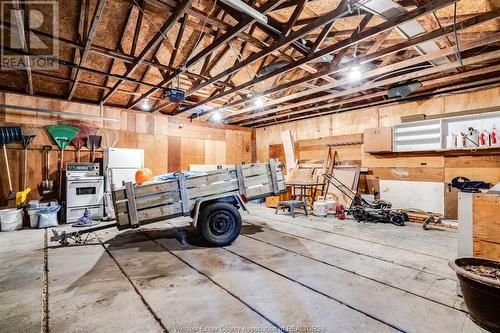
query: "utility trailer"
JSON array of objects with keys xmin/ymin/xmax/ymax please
[{"xmin": 51, "ymin": 160, "xmax": 285, "ymax": 246}]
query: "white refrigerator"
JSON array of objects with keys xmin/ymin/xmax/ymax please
[{"xmin": 103, "ymin": 148, "xmax": 144, "ymax": 217}]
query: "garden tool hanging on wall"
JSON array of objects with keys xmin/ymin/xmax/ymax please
[
  {"xmin": 40, "ymin": 145, "xmax": 54, "ymax": 195},
  {"xmin": 87, "ymin": 134, "xmax": 102, "ymax": 163},
  {"xmin": 0, "ymin": 126, "xmax": 22, "ymax": 200},
  {"xmin": 21, "ymin": 127, "xmax": 37, "ymax": 190},
  {"xmin": 71, "ymin": 123, "xmax": 93, "ymax": 162},
  {"xmin": 46, "ymin": 125, "xmax": 80, "ymax": 200}
]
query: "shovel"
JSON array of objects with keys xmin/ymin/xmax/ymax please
[
  {"xmin": 0, "ymin": 127, "xmax": 22, "ymax": 200},
  {"xmin": 21, "ymin": 127, "xmax": 37, "ymax": 190},
  {"xmin": 40, "ymin": 145, "xmax": 54, "ymax": 195},
  {"xmin": 87, "ymin": 134, "xmax": 102, "ymax": 163}
]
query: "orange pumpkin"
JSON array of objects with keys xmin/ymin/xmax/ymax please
[{"xmin": 135, "ymin": 168, "xmax": 153, "ymax": 184}]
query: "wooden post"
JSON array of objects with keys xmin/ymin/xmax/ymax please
[
  {"xmin": 269, "ymin": 159, "xmax": 279, "ymax": 194},
  {"xmin": 124, "ymin": 182, "xmax": 139, "ymax": 228},
  {"xmin": 178, "ymin": 173, "xmax": 189, "ymax": 216},
  {"xmin": 235, "ymin": 164, "xmax": 247, "ymax": 197}
]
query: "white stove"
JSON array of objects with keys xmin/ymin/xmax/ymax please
[{"xmin": 65, "ymin": 163, "xmax": 104, "ymax": 223}]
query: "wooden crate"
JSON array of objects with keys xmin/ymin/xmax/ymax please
[
  {"xmin": 112, "ymin": 161, "xmax": 285, "ymax": 230},
  {"xmin": 473, "ymin": 194, "xmax": 500, "ymax": 260}
]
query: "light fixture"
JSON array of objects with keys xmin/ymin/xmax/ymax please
[
  {"xmin": 254, "ymin": 97, "xmax": 264, "ymax": 108},
  {"xmin": 211, "ymin": 111, "xmax": 222, "ymax": 122},
  {"xmin": 140, "ymin": 98, "xmax": 152, "ymax": 111},
  {"xmin": 220, "ymin": 0, "xmax": 268, "ymax": 24},
  {"xmin": 348, "ymin": 65, "xmax": 362, "ymax": 81}
]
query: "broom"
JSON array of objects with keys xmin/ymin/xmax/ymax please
[{"xmin": 21, "ymin": 127, "xmax": 37, "ymax": 190}]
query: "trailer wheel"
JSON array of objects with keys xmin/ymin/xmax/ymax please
[{"xmin": 198, "ymin": 202, "xmax": 241, "ymax": 246}]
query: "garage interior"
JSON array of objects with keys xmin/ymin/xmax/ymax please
[{"xmin": 0, "ymin": 0, "xmax": 499, "ymax": 332}]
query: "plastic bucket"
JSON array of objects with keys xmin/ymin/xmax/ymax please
[
  {"xmin": 449, "ymin": 257, "xmax": 500, "ymax": 333},
  {"xmin": 0, "ymin": 208, "xmax": 23, "ymax": 231},
  {"xmin": 27, "ymin": 209, "xmax": 39, "ymax": 228}
]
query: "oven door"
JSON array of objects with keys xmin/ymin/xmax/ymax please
[{"xmin": 66, "ymin": 177, "xmax": 104, "ymax": 207}]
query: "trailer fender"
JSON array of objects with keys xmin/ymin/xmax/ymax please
[{"xmin": 191, "ymin": 194, "xmax": 249, "ymax": 227}]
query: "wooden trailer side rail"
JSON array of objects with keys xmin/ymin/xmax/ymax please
[{"xmin": 112, "ymin": 160, "xmax": 285, "ymax": 230}]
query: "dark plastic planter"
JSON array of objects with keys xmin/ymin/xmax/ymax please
[{"xmin": 449, "ymin": 257, "xmax": 500, "ymax": 333}]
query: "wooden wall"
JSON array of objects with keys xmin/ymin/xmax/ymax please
[
  {"xmin": 256, "ymin": 87, "xmax": 500, "ymax": 218},
  {"xmin": 0, "ymin": 92, "xmax": 253, "ymax": 207}
]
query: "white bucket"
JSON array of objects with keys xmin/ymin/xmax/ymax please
[
  {"xmin": 27, "ymin": 209, "xmax": 39, "ymax": 228},
  {"xmin": 0, "ymin": 208, "xmax": 23, "ymax": 231}
]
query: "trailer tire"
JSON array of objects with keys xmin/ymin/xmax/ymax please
[{"xmin": 198, "ymin": 202, "xmax": 241, "ymax": 246}]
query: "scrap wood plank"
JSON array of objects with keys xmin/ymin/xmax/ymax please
[
  {"xmin": 115, "ymin": 191, "xmax": 180, "ymax": 214},
  {"xmin": 281, "ymin": 130, "xmax": 295, "ymax": 174},
  {"xmin": 117, "ymin": 202, "xmax": 183, "ymax": 227},
  {"xmin": 125, "ymin": 182, "xmax": 139, "ymax": 228},
  {"xmin": 187, "ymin": 180, "xmax": 239, "ymax": 198},
  {"xmin": 114, "ymin": 180, "xmax": 178, "ymax": 200}
]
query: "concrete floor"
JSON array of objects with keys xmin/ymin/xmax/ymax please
[{"xmin": 0, "ymin": 203, "xmax": 487, "ymax": 333}]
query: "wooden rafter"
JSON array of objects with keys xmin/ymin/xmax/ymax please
[
  {"xmin": 101, "ymin": 0, "xmax": 194, "ymax": 103},
  {"xmin": 283, "ymin": 0, "xmax": 308, "ymax": 36},
  {"xmin": 68, "ymin": 0, "xmax": 107, "ymax": 100},
  {"xmin": 215, "ymin": 8, "xmax": 497, "ymax": 119},
  {"xmin": 103, "ymin": 5, "xmax": 135, "ymax": 100},
  {"xmin": 181, "ymin": 0, "xmax": 458, "ymax": 117},
  {"xmin": 127, "ymin": 0, "xmax": 285, "ymax": 109},
  {"xmin": 12, "ymin": 0, "xmax": 33, "ymax": 95},
  {"xmin": 232, "ymin": 36, "xmax": 500, "ymax": 124},
  {"xmin": 250, "ymin": 64, "xmax": 500, "ymax": 126}
]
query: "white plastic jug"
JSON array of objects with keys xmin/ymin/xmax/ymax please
[
  {"xmin": 0, "ymin": 208, "xmax": 23, "ymax": 231},
  {"xmin": 325, "ymin": 195, "xmax": 337, "ymax": 215},
  {"xmin": 313, "ymin": 196, "xmax": 328, "ymax": 217}
]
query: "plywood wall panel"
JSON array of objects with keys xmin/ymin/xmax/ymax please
[
  {"xmin": 168, "ymin": 136, "xmax": 181, "ymax": 172},
  {"xmin": 226, "ymin": 130, "xmax": 252, "ymax": 164},
  {"xmin": 181, "ymin": 138, "xmax": 205, "ymax": 171},
  {"xmin": 444, "ymin": 87, "xmax": 500, "ymax": 114},
  {"xmin": 152, "ymin": 135, "xmax": 169, "ymax": 175},
  {"xmin": 204, "ymin": 140, "xmax": 226, "ymax": 165},
  {"xmin": 0, "ymin": 93, "xmax": 253, "ymax": 208},
  {"xmin": 362, "ymin": 152, "xmax": 445, "ymax": 168}
]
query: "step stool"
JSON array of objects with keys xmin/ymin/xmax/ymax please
[{"xmin": 275, "ymin": 200, "xmax": 308, "ymax": 218}]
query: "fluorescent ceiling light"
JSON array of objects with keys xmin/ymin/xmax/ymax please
[
  {"xmin": 254, "ymin": 97, "xmax": 264, "ymax": 108},
  {"xmin": 348, "ymin": 65, "xmax": 362, "ymax": 81},
  {"xmin": 220, "ymin": 0, "xmax": 268, "ymax": 24}
]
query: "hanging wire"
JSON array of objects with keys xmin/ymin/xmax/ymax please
[
  {"xmin": 181, "ymin": 0, "xmax": 218, "ymax": 69},
  {"xmin": 453, "ymin": 0, "xmax": 464, "ymax": 67},
  {"xmin": 132, "ymin": 0, "xmax": 169, "ymax": 42}
]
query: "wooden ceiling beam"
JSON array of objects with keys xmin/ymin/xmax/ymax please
[
  {"xmin": 220, "ymin": 9, "xmax": 498, "ymax": 119},
  {"xmin": 68, "ymin": 0, "xmax": 107, "ymax": 101},
  {"xmin": 12, "ymin": 0, "xmax": 33, "ymax": 95},
  {"xmin": 282, "ymin": 0, "xmax": 307, "ymax": 36},
  {"xmin": 171, "ymin": 0, "xmax": 359, "ymax": 114},
  {"xmin": 234, "ymin": 46, "xmax": 500, "ymax": 125},
  {"xmin": 251, "ymin": 69, "xmax": 500, "ymax": 126},
  {"xmin": 182, "ymin": 0, "xmax": 456, "ymax": 117},
  {"xmin": 103, "ymin": 5, "xmax": 135, "ymax": 100},
  {"xmin": 101, "ymin": 0, "xmax": 193, "ymax": 103},
  {"xmin": 127, "ymin": 0, "xmax": 285, "ymax": 109}
]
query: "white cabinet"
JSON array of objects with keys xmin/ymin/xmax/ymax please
[
  {"xmin": 393, "ymin": 111, "xmax": 500, "ymax": 152},
  {"xmin": 393, "ymin": 119, "xmax": 442, "ymax": 152}
]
